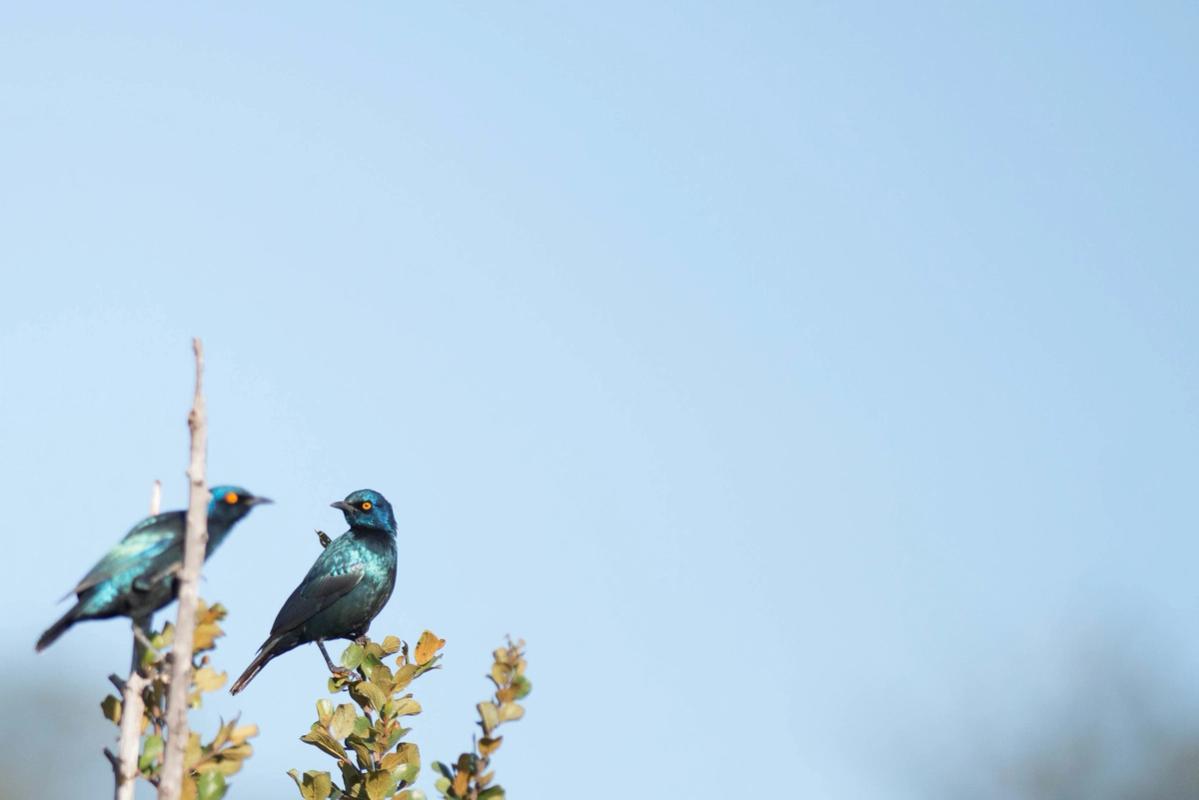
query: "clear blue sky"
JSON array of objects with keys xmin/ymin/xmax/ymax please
[{"xmin": 1, "ymin": 3, "xmax": 1197, "ymax": 798}]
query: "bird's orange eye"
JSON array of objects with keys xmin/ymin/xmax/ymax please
[
  {"xmin": 225, "ymin": 491, "xmax": 239, "ymax": 505},
  {"xmin": 361, "ymin": 501, "xmax": 372, "ymax": 511}
]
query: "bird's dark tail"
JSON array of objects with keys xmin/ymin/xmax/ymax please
[
  {"xmin": 36, "ymin": 605, "xmax": 81, "ymax": 652},
  {"xmin": 230, "ymin": 634, "xmax": 297, "ymax": 695}
]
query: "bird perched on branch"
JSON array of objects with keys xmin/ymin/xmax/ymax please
[
  {"xmin": 36, "ymin": 486, "xmax": 272, "ymax": 651},
  {"xmin": 230, "ymin": 489, "xmax": 398, "ymax": 694}
]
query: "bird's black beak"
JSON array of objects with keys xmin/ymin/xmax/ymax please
[
  {"xmin": 247, "ymin": 496, "xmax": 274, "ymax": 506},
  {"xmin": 330, "ymin": 500, "xmax": 355, "ymax": 513}
]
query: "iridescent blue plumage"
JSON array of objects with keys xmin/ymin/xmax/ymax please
[
  {"xmin": 229, "ymin": 489, "xmax": 398, "ymax": 694},
  {"xmin": 36, "ymin": 485, "xmax": 271, "ymax": 651}
]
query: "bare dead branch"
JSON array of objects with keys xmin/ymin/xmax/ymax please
[
  {"xmin": 158, "ymin": 339, "xmax": 208, "ymax": 800},
  {"xmin": 112, "ymin": 481, "xmax": 163, "ymax": 800}
]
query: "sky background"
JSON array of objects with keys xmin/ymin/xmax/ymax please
[{"xmin": 1, "ymin": 3, "xmax": 1198, "ymax": 798}]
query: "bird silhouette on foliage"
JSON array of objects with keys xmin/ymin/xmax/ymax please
[
  {"xmin": 230, "ymin": 489, "xmax": 398, "ymax": 694},
  {"xmin": 36, "ymin": 486, "xmax": 272, "ymax": 651}
]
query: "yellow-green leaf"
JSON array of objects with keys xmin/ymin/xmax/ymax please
[
  {"xmin": 391, "ymin": 695, "xmax": 422, "ymax": 717},
  {"xmin": 329, "ymin": 704, "xmax": 357, "ymax": 740},
  {"xmin": 193, "ymin": 667, "xmax": 227, "ymax": 693},
  {"xmin": 308, "ymin": 771, "xmax": 333, "ymax": 800},
  {"xmin": 229, "ymin": 723, "xmax": 258, "ymax": 744},
  {"xmin": 380, "ymin": 742, "xmax": 420, "ymax": 772},
  {"xmin": 215, "ymin": 743, "xmax": 252, "ymax": 762},
  {"xmin": 350, "ymin": 680, "xmax": 388, "ymax": 712},
  {"xmin": 293, "ymin": 770, "xmax": 332, "ymax": 800},
  {"xmin": 391, "ymin": 664, "xmax": 418, "ymax": 692},
  {"xmin": 100, "ymin": 694, "xmax": 122, "ymax": 724},
  {"xmin": 300, "ymin": 727, "xmax": 348, "ymax": 760},
  {"xmin": 340, "ymin": 643, "xmax": 365, "ymax": 670},
  {"xmin": 364, "ymin": 769, "xmax": 397, "ymax": 800},
  {"xmin": 477, "ymin": 702, "xmax": 500, "ymax": 734},
  {"xmin": 184, "ymin": 732, "xmax": 202, "ymax": 769},
  {"xmin": 498, "ymin": 702, "xmax": 524, "ymax": 723},
  {"xmin": 370, "ymin": 664, "xmax": 395, "ymax": 694},
  {"xmin": 316, "ymin": 698, "xmax": 334, "ymax": 726},
  {"xmin": 193, "ymin": 622, "xmax": 223, "ymax": 651},
  {"xmin": 210, "ymin": 719, "xmax": 234, "ymax": 751},
  {"xmin": 490, "ymin": 662, "xmax": 512, "ymax": 688}
]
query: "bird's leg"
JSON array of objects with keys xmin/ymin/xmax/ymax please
[
  {"xmin": 132, "ymin": 624, "xmax": 159, "ymax": 662},
  {"xmin": 316, "ymin": 639, "xmax": 352, "ymax": 677},
  {"xmin": 128, "ymin": 614, "xmax": 159, "ymax": 674}
]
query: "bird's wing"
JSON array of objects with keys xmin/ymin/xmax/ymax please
[
  {"xmin": 268, "ymin": 537, "xmax": 365, "ymax": 636},
  {"xmin": 69, "ymin": 512, "xmax": 185, "ymax": 596}
]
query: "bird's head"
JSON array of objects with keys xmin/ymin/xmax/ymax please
[
  {"xmin": 207, "ymin": 485, "xmax": 273, "ymax": 524},
  {"xmin": 331, "ymin": 489, "xmax": 396, "ymax": 534}
]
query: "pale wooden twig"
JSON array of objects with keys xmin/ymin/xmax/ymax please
[
  {"xmin": 158, "ymin": 339, "xmax": 208, "ymax": 800},
  {"xmin": 112, "ymin": 480, "xmax": 162, "ymax": 800}
]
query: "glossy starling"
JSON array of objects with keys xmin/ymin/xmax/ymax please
[
  {"xmin": 230, "ymin": 489, "xmax": 398, "ymax": 694},
  {"xmin": 36, "ymin": 485, "xmax": 271, "ymax": 651}
]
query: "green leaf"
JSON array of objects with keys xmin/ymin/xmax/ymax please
[
  {"xmin": 196, "ymin": 770, "xmax": 227, "ymax": 800},
  {"xmin": 477, "ymin": 787, "xmax": 505, "ymax": 800},
  {"xmin": 139, "ymin": 734, "xmax": 164, "ymax": 772},
  {"xmin": 380, "ymin": 635, "xmax": 402, "ymax": 654},
  {"xmin": 340, "ymin": 643, "xmax": 364, "ymax": 670},
  {"xmin": 431, "ymin": 761, "xmax": 453, "ymax": 780},
  {"xmin": 510, "ymin": 675, "xmax": 532, "ymax": 700}
]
